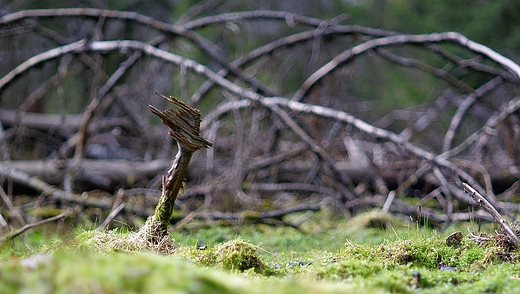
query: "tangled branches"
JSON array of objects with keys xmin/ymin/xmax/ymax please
[{"xmin": 1, "ymin": 9, "xmax": 520, "ymax": 234}]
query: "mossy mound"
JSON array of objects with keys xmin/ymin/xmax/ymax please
[
  {"xmin": 77, "ymin": 230, "xmax": 268, "ymax": 274},
  {"xmin": 215, "ymin": 239, "xmax": 267, "ymax": 273}
]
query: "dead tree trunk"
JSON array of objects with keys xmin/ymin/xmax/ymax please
[{"xmin": 137, "ymin": 93, "xmax": 212, "ymax": 241}]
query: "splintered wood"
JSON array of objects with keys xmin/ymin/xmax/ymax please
[{"xmin": 149, "ymin": 92, "xmax": 212, "ymax": 152}]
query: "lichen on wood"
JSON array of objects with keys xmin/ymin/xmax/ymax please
[{"xmin": 137, "ymin": 92, "xmax": 212, "ymax": 242}]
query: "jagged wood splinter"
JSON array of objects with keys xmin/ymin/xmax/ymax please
[{"xmin": 463, "ymin": 182, "xmax": 519, "ymax": 248}]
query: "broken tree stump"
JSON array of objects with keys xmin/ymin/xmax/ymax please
[{"xmin": 137, "ymin": 92, "xmax": 212, "ymax": 242}]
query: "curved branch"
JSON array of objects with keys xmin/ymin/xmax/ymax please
[
  {"xmin": 0, "ymin": 210, "xmax": 71, "ymax": 245},
  {"xmin": 375, "ymin": 48, "xmax": 475, "ymax": 93},
  {"xmin": 463, "ymin": 182, "xmax": 520, "ymax": 248},
  {"xmin": 190, "ymin": 25, "xmax": 394, "ymax": 105},
  {"xmin": 441, "ymin": 95, "xmax": 520, "ymax": 159},
  {"xmin": 0, "ymin": 39, "xmax": 86, "ymax": 91},
  {"xmin": 442, "ymin": 77, "xmax": 503, "ymax": 152},
  {"xmin": 180, "ymin": 10, "xmax": 331, "ymax": 30},
  {"xmin": 0, "ymin": 8, "xmax": 274, "ymax": 96},
  {"xmin": 291, "ymin": 32, "xmax": 520, "ymax": 102}
]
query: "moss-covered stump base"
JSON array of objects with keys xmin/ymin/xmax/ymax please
[
  {"xmin": 77, "ymin": 230, "xmax": 268, "ymax": 274},
  {"xmin": 79, "ymin": 230, "xmax": 267, "ymax": 274},
  {"xmin": 79, "ymin": 229, "xmax": 176, "ymax": 254},
  {"xmin": 133, "ymin": 215, "xmax": 170, "ymax": 244}
]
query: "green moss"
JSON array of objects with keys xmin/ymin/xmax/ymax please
[
  {"xmin": 317, "ymin": 259, "xmax": 385, "ymax": 280},
  {"xmin": 0, "ymin": 227, "xmax": 67, "ymax": 259},
  {"xmin": 371, "ymin": 272, "xmax": 413, "ymax": 294},
  {"xmin": 380, "ymin": 238, "xmax": 447, "ymax": 268},
  {"xmin": 3, "ymin": 218, "xmax": 520, "ymax": 293},
  {"xmin": 0, "ymin": 251, "xmax": 364, "ymax": 294},
  {"xmin": 215, "ymin": 239, "xmax": 267, "ymax": 273}
]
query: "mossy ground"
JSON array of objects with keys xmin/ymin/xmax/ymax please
[{"xmin": 1, "ymin": 210, "xmax": 520, "ymax": 293}]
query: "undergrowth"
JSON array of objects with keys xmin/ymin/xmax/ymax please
[{"xmin": 1, "ymin": 210, "xmax": 520, "ymax": 293}]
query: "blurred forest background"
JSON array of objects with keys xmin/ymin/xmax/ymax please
[{"xmin": 1, "ymin": 0, "xmax": 520, "ymax": 233}]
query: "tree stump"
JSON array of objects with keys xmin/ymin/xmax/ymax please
[{"xmin": 137, "ymin": 92, "xmax": 212, "ymax": 242}]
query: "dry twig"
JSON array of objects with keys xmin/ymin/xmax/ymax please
[
  {"xmin": 0, "ymin": 209, "xmax": 71, "ymax": 245},
  {"xmin": 463, "ymin": 182, "xmax": 519, "ymax": 248}
]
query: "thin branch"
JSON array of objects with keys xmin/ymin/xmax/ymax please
[
  {"xmin": 0, "ymin": 39, "xmax": 86, "ymax": 91},
  {"xmin": 441, "ymin": 95, "xmax": 520, "ymax": 159},
  {"xmin": 381, "ymin": 190, "xmax": 396, "ymax": 213},
  {"xmin": 432, "ymin": 167, "xmax": 454, "ymax": 231},
  {"xmin": 270, "ymin": 104, "xmax": 331, "ymax": 160},
  {"xmin": 0, "ymin": 9, "xmax": 275, "ymax": 96},
  {"xmin": 425, "ymin": 43, "xmax": 517, "ymax": 82},
  {"xmin": 291, "ymin": 32, "xmax": 520, "ymax": 102},
  {"xmin": 463, "ymin": 182, "xmax": 519, "ymax": 248},
  {"xmin": 96, "ymin": 203, "xmax": 125, "ymax": 230},
  {"xmin": 375, "ymin": 48, "xmax": 475, "ymax": 93},
  {"xmin": 18, "ymin": 54, "xmax": 73, "ymax": 112},
  {"xmin": 442, "ymin": 77, "xmax": 503, "ymax": 152},
  {"xmin": 0, "ymin": 209, "xmax": 71, "ymax": 245},
  {"xmin": 0, "ymin": 185, "xmax": 26, "ymax": 225},
  {"xmin": 190, "ymin": 25, "xmax": 395, "ymax": 105}
]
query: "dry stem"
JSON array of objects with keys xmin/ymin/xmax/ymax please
[{"xmin": 463, "ymin": 182, "xmax": 520, "ymax": 248}]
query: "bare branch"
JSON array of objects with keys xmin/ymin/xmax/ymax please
[
  {"xmin": 0, "ymin": 209, "xmax": 71, "ymax": 245},
  {"xmin": 61, "ymin": 38, "xmax": 495, "ymax": 201},
  {"xmin": 463, "ymin": 182, "xmax": 519, "ymax": 248},
  {"xmin": 291, "ymin": 32, "xmax": 520, "ymax": 102},
  {"xmin": 0, "ymin": 39, "xmax": 86, "ymax": 91},
  {"xmin": 442, "ymin": 77, "xmax": 503, "ymax": 152}
]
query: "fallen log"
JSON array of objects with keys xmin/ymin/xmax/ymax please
[{"xmin": 1, "ymin": 159, "xmax": 170, "ymax": 191}]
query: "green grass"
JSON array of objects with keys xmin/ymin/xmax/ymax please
[{"xmin": 0, "ymin": 211, "xmax": 519, "ymax": 293}]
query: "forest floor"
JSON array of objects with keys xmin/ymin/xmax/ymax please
[{"xmin": 1, "ymin": 210, "xmax": 520, "ymax": 293}]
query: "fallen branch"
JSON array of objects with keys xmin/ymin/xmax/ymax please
[
  {"xmin": 0, "ymin": 39, "xmax": 86, "ymax": 89},
  {"xmin": 2, "ymin": 9, "xmax": 520, "ymax": 230},
  {"xmin": 0, "ymin": 209, "xmax": 71, "ymax": 245},
  {"xmin": 171, "ymin": 204, "xmax": 322, "ymax": 230},
  {"xmin": 291, "ymin": 32, "xmax": 520, "ymax": 101},
  {"xmin": 23, "ymin": 38, "xmax": 484, "ymax": 202},
  {"xmin": 463, "ymin": 182, "xmax": 519, "ymax": 248},
  {"xmin": 1, "ymin": 159, "xmax": 170, "ymax": 190}
]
